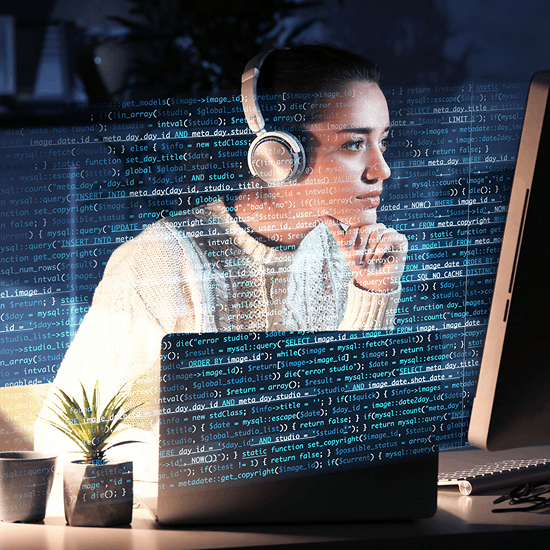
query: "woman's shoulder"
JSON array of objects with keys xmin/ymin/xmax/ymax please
[
  {"xmin": 102, "ymin": 199, "xmax": 229, "ymax": 272},
  {"xmin": 110, "ymin": 202, "xmax": 215, "ymax": 248}
]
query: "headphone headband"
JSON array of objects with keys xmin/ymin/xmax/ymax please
[
  {"xmin": 241, "ymin": 52, "xmax": 270, "ymax": 134},
  {"xmin": 241, "ymin": 49, "xmax": 306, "ymax": 185}
]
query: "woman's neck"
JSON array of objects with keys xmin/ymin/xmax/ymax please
[{"xmin": 231, "ymin": 185, "xmax": 316, "ymax": 248}]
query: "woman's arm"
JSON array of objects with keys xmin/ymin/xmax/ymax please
[
  {"xmin": 34, "ymin": 221, "xmax": 199, "ymax": 480},
  {"xmin": 339, "ymin": 280, "xmax": 401, "ymax": 330}
]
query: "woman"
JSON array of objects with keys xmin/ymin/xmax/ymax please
[{"xmin": 35, "ymin": 45, "xmax": 407, "ymax": 479}]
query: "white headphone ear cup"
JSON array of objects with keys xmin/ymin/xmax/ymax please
[{"xmin": 248, "ymin": 131, "xmax": 306, "ymax": 185}]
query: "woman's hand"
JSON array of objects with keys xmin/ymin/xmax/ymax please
[{"xmin": 322, "ymin": 216, "xmax": 408, "ymax": 293}]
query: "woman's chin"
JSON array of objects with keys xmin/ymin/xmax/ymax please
[{"xmin": 334, "ymin": 209, "xmax": 378, "ymax": 229}]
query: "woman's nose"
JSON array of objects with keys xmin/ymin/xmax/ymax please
[{"xmin": 363, "ymin": 147, "xmax": 391, "ymax": 182}]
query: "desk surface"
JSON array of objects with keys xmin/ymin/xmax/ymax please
[{"xmin": 3, "ymin": 445, "xmax": 550, "ymax": 550}]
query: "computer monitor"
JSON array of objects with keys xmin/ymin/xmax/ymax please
[{"xmin": 468, "ymin": 71, "xmax": 550, "ymax": 451}]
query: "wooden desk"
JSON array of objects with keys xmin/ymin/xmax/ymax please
[{"xmin": 2, "ymin": 445, "xmax": 550, "ymax": 550}]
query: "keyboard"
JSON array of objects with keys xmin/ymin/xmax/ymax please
[{"xmin": 438, "ymin": 458, "xmax": 550, "ymax": 495}]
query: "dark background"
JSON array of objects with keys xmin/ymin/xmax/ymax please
[{"xmin": 1, "ymin": 0, "xmax": 549, "ymax": 106}]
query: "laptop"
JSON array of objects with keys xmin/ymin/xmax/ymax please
[{"xmin": 145, "ymin": 331, "xmax": 438, "ymax": 525}]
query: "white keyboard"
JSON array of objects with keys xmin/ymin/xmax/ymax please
[{"xmin": 438, "ymin": 458, "xmax": 550, "ymax": 495}]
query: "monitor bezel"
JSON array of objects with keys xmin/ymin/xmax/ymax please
[{"xmin": 468, "ymin": 71, "xmax": 550, "ymax": 451}]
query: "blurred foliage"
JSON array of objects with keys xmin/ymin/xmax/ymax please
[
  {"xmin": 109, "ymin": 0, "xmax": 322, "ymax": 98},
  {"xmin": 337, "ymin": 0, "xmax": 472, "ymax": 85}
]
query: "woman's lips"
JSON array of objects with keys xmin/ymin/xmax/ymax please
[{"xmin": 354, "ymin": 195, "xmax": 380, "ymax": 208}]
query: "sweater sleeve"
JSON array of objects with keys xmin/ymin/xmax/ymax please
[{"xmin": 339, "ymin": 281, "xmax": 402, "ymax": 330}]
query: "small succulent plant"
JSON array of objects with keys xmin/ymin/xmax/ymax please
[{"xmin": 41, "ymin": 381, "xmax": 142, "ymax": 464}]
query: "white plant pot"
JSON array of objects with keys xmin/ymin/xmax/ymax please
[{"xmin": 63, "ymin": 459, "xmax": 133, "ymax": 527}]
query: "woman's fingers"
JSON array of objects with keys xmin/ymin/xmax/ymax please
[
  {"xmin": 326, "ymin": 218, "xmax": 379, "ymax": 264},
  {"xmin": 354, "ymin": 225, "xmax": 395, "ymax": 268},
  {"xmin": 322, "ymin": 216, "xmax": 387, "ymax": 263},
  {"xmin": 365, "ymin": 227, "xmax": 385, "ymax": 267},
  {"xmin": 322, "ymin": 215, "xmax": 408, "ymax": 293}
]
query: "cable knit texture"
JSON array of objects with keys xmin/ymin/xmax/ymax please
[{"xmin": 35, "ymin": 198, "xmax": 401, "ymax": 479}]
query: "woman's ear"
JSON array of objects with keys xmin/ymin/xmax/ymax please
[{"xmin": 295, "ymin": 128, "xmax": 319, "ymax": 178}]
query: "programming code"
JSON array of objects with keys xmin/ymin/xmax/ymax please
[
  {"xmin": 0, "ymin": 78, "xmax": 528, "ymax": 455},
  {"xmin": 159, "ymin": 331, "xmax": 446, "ymax": 492}
]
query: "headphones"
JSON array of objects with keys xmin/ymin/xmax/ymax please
[{"xmin": 241, "ymin": 50, "xmax": 306, "ymax": 185}]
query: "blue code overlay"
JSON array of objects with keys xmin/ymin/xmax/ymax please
[
  {"xmin": 158, "ymin": 331, "xmax": 446, "ymax": 493},
  {"xmin": 0, "ymin": 78, "xmax": 528, "ymax": 452}
]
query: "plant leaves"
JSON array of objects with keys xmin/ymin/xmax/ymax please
[
  {"xmin": 103, "ymin": 440, "xmax": 144, "ymax": 453},
  {"xmin": 80, "ymin": 381, "xmax": 92, "ymax": 421},
  {"xmin": 40, "ymin": 418, "xmax": 90, "ymax": 455},
  {"xmin": 41, "ymin": 381, "xmax": 144, "ymax": 462}
]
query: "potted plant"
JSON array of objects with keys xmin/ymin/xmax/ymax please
[{"xmin": 41, "ymin": 381, "xmax": 142, "ymax": 527}]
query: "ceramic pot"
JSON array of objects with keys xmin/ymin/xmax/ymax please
[
  {"xmin": 0, "ymin": 451, "xmax": 56, "ymax": 523},
  {"xmin": 63, "ymin": 459, "xmax": 133, "ymax": 527}
]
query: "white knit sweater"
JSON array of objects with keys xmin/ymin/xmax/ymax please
[{"xmin": 35, "ymin": 198, "xmax": 401, "ymax": 478}]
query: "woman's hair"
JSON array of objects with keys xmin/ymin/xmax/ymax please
[
  {"xmin": 257, "ymin": 44, "xmax": 381, "ymax": 125},
  {"xmin": 259, "ymin": 45, "xmax": 380, "ymax": 94}
]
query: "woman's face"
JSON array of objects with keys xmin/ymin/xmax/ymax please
[{"xmin": 299, "ymin": 81, "xmax": 391, "ymax": 228}]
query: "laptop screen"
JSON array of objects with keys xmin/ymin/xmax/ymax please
[{"xmin": 159, "ymin": 330, "xmax": 442, "ymax": 494}]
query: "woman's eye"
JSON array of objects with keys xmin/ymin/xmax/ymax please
[{"xmin": 342, "ymin": 139, "xmax": 364, "ymax": 151}]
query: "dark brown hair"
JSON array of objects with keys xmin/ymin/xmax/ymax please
[
  {"xmin": 257, "ymin": 45, "xmax": 381, "ymax": 125},
  {"xmin": 259, "ymin": 45, "xmax": 380, "ymax": 94}
]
